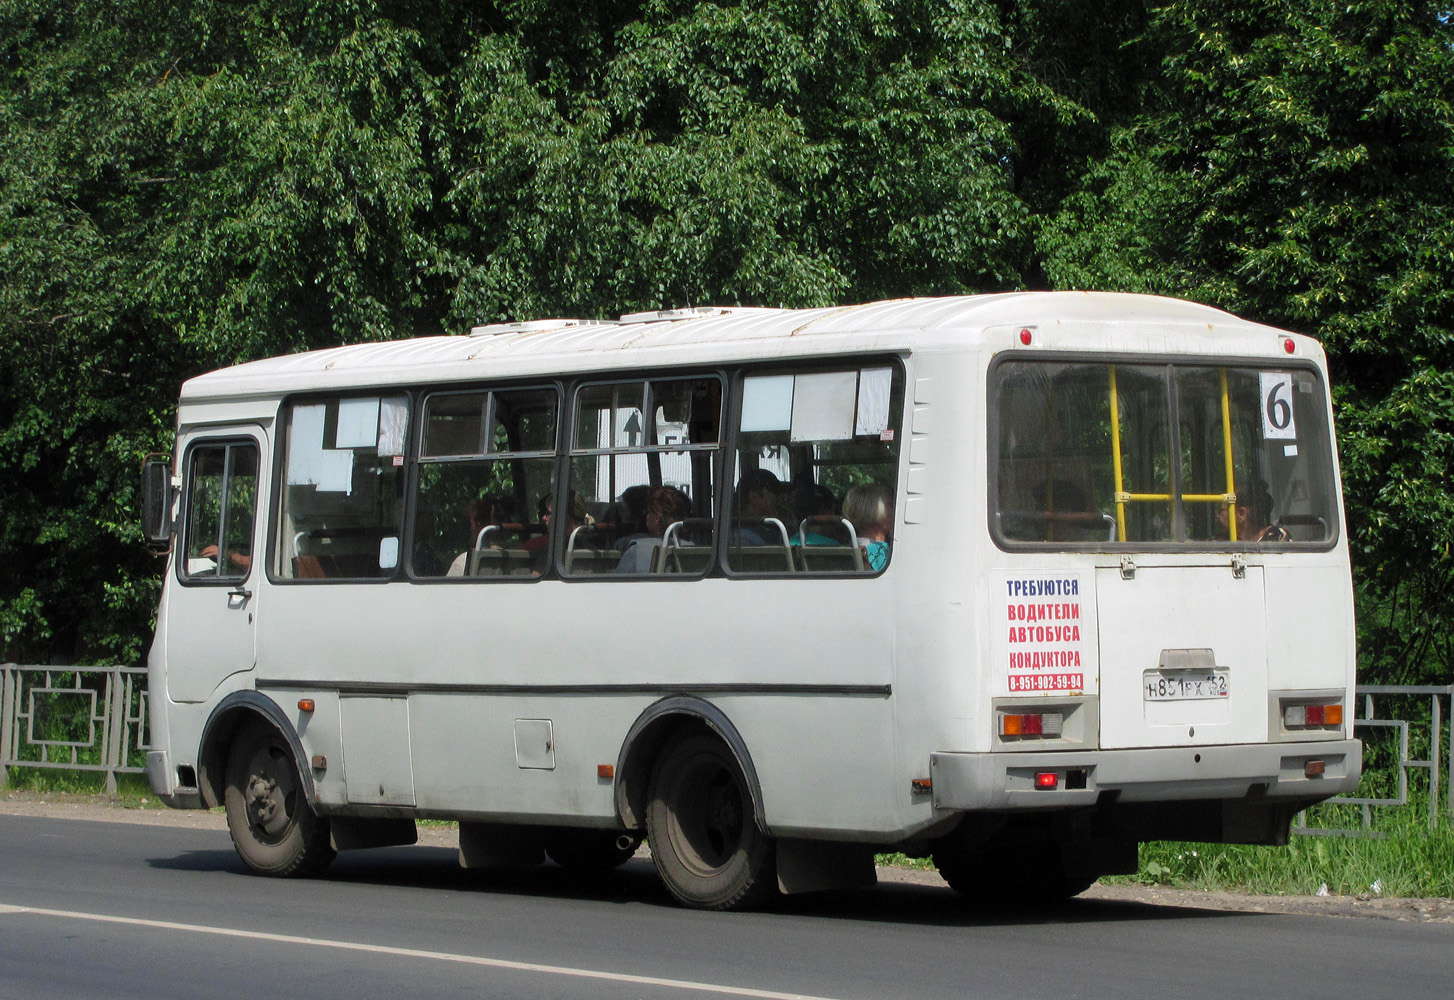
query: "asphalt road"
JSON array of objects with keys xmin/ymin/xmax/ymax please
[{"xmin": 1, "ymin": 813, "xmax": 1450, "ymax": 1000}]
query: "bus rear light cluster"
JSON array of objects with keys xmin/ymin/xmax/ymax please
[
  {"xmin": 1000, "ymin": 712, "xmax": 1064, "ymax": 738},
  {"xmin": 1284, "ymin": 703, "xmax": 1343, "ymax": 728}
]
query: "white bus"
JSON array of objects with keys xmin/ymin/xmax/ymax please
[{"xmin": 142, "ymin": 293, "xmax": 1361, "ymax": 910}]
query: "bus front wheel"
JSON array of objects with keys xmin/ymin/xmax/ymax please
[
  {"xmin": 645, "ymin": 730, "xmax": 776, "ymax": 910},
  {"xmin": 223, "ymin": 720, "xmax": 335, "ymax": 877}
]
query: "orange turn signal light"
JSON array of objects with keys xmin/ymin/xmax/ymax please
[
  {"xmin": 297, "ymin": 699, "xmax": 315, "ymax": 712},
  {"xmin": 1284, "ymin": 703, "xmax": 1342, "ymax": 728},
  {"xmin": 597, "ymin": 764, "xmax": 614, "ymax": 779}
]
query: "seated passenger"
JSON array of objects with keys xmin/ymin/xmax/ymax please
[
  {"xmin": 617, "ymin": 485, "xmax": 692, "ymax": 573},
  {"xmin": 524, "ymin": 490, "xmax": 589, "ymax": 572},
  {"xmin": 791, "ymin": 483, "xmax": 843, "ymax": 547},
  {"xmin": 843, "ymin": 484, "xmax": 894, "ymax": 571},
  {"xmin": 612, "ymin": 484, "xmax": 653, "ymax": 552},
  {"xmin": 731, "ymin": 469, "xmax": 791, "ymax": 544},
  {"xmin": 446, "ymin": 498, "xmax": 497, "ymax": 577},
  {"xmin": 1216, "ymin": 483, "xmax": 1288, "ymax": 542},
  {"xmin": 1031, "ymin": 478, "xmax": 1103, "ymax": 541}
]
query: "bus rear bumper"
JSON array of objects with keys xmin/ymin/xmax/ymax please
[{"xmin": 930, "ymin": 739, "xmax": 1361, "ymax": 812}]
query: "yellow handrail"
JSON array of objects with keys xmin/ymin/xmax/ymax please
[
  {"xmin": 1107, "ymin": 365, "xmax": 1238, "ymax": 542},
  {"xmin": 1220, "ymin": 367, "xmax": 1238, "ymax": 541},
  {"xmin": 1108, "ymin": 366, "xmax": 1127, "ymax": 541}
]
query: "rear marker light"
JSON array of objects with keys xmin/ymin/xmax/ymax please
[
  {"xmin": 1284, "ymin": 704, "xmax": 1343, "ymax": 728},
  {"xmin": 1283, "ymin": 337, "xmax": 1296, "ymax": 354},
  {"xmin": 1035, "ymin": 772, "xmax": 1059, "ymax": 790},
  {"xmin": 999, "ymin": 712, "xmax": 1065, "ymax": 738}
]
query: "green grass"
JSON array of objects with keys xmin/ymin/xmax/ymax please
[
  {"xmin": 872, "ymin": 801, "xmax": 1454, "ymax": 898},
  {"xmin": 873, "ymin": 851, "xmax": 937, "ymax": 871},
  {"xmin": 2, "ymin": 768, "xmax": 162, "ymax": 806},
  {"xmin": 1103, "ymin": 802, "xmax": 1454, "ymax": 898}
]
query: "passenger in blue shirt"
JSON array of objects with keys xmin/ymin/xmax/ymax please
[{"xmin": 843, "ymin": 484, "xmax": 894, "ymax": 571}]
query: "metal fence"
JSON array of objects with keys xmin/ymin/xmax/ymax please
[
  {"xmin": 0, "ymin": 663, "xmax": 150, "ymax": 794},
  {"xmin": 1294, "ymin": 684, "xmax": 1454, "ymax": 838},
  {"xmin": 2, "ymin": 663, "xmax": 1451, "ymax": 837}
]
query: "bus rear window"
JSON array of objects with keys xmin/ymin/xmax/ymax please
[{"xmin": 993, "ymin": 360, "xmax": 1338, "ymax": 547}]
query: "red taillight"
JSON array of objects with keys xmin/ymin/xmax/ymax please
[
  {"xmin": 1284, "ymin": 703, "xmax": 1343, "ymax": 728},
  {"xmin": 999, "ymin": 712, "xmax": 1065, "ymax": 738},
  {"xmin": 1035, "ymin": 772, "xmax": 1059, "ymax": 790}
]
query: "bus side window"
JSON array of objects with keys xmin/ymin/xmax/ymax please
[
  {"xmin": 411, "ymin": 387, "xmax": 558, "ymax": 580},
  {"xmin": 274, "ymin": 396, "xmax": 408, "ymax": 580},
  {"xmin": 729, "ymin": 364, "xmax": 903, "ymax": 575},
  {"xmin": 566, "ymin": 377, "xmax": 721, "ymax": 578}
]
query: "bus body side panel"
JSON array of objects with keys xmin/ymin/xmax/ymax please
[
  {"xmin": 1264, "ymin": 562, "xmax": 1357, "ymax": 704},
  {"xmin": 252, "ymin": 576, "xmax": 910, "ymax": 838}
]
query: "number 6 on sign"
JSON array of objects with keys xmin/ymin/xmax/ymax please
[{"xmin": 1260, "ymin": 372, "xmax": 1297, "ymax": 440}]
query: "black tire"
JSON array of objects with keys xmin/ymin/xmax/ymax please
[
  {"xmin": 645, "ymin": 730, "xmax": 776, "ymax": 910},
  {"xmin": 223, "ymin": 720, "xmax": 335, "ymax": 877},
  {"xmin": 544, "ymin": 828, "xmax": 642, "ymax": 872}
]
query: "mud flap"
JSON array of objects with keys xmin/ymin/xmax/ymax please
[{"xmin": 776, "ymin": 839, "xmax": 878, "ymax": 895}]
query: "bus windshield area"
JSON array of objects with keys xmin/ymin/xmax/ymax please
[{"xmin": 993, "ymin": 360, "xmax": 1338, "ymax": 547}]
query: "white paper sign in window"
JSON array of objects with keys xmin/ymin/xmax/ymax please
[
  {"xmin": 855, "ymin": 367, "xmax": 892, "ymax": 436},
  {"xmin": 377, "ymin": 397, "xmax": 408, "ymax": 457},
  {"xmin": 1259, "ymin": 373, "xmax": 1297, "ymax": 441},
  {"xmin": 336, "ymin": 397, "xmax": 381, "ymax": 449},
  {"xmin": 791, "ymin": 371, "xmax": 857, "ymax": 442},
  {"xmin": 286, "ymin": 404, "xmax": 328, "ymax": 486},
  {"xmin": 740, "ymin": 375, "xmax": 794, "ymax": 433}
]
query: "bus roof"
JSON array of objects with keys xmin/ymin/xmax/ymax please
[{"xmin": 180, "ymin": 291, "xmax": 1297, "ymax": 402}]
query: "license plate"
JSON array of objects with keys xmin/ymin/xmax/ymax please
[{"xmin": 1143, "ymin": 669, "xmax": 1229, "ymax": 701}]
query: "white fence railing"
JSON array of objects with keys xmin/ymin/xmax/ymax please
[{"xmin": 0, "ymin": 663, "xmax": 149, "ymax": 794}]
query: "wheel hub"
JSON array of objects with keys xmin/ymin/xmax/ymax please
[{"xmin": 245, "ymin": 765, "xmax": 291, "ymax": 839}]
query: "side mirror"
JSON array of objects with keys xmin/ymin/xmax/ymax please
[{"xmin": 140, "ymin": 455, "xmax": 174, "ymax": 547}]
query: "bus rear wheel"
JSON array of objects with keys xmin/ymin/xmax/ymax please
[
  {"xmin": 645, "ymin": 731, "xmax": 776, "ymax": 910},
  {"xmin": 223, "ymin": 720, "xmax": 335, "ymax": 877}
]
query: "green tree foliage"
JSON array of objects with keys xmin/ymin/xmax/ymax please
[
  {"xmin": 1, "ymin": 0, "xmax": 1451, "ymax": 682},
  {"xmin": 1040, "ymin": 1, "xmax": 1454, "ymax": 681}
]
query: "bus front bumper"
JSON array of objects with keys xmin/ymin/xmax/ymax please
[{"xmin": 930, "ymin": 739, "xmax": 1361, "ymax": 812}]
